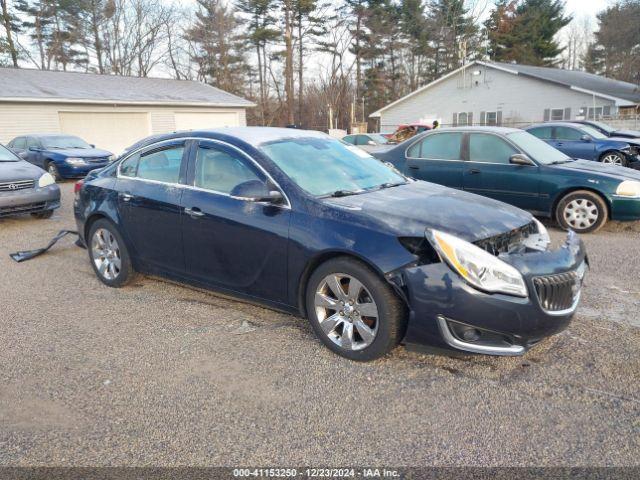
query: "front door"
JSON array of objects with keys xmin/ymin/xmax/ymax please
[
  {"xmin": 462, "ymin": 132, "xmax": 540, "ymax": 211},
  {"xmin": 180, "ymin": 140, "xmax": 291, "ymax": 304},
  {"xmin": 404, "ymin": 132, "xmax": 465, "ymax": 188},
  {"xmin": 553, "ymin": 126, "xmax": 596, "ymax": 160},
  {"xmin": 116, "ymin": 140, "xmax": 188, "ymax": 273}
]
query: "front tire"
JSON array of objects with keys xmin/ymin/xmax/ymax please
[
  {"xmin": 305, "ymin": 257, "xmax": 407, "ymax": 361},
  {"xmin": 88, "ymin": 219, "xmax": 137, "ymax": 287},
  {"xmin": 45, "ymin": 161, "xmax": 61, "ymax": 181},
  {"xmin": 556, "ymin": 190, "xmax": 608, "ymax": 233},
  {"xmin": 600, "ymin": 151, "xmax": 628, "ymax": 167}
]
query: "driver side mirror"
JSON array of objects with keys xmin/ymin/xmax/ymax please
[
  {"xmin": 28, "ymin": 146, "xmax": 40, "ymax": 152},
  {"xmin": 580, "ymin": 135, "xmax": 592, "ymax": 142},
  {"xmin": 509, "ymin": 153, "xmax": 535, "ymax": 166},
  {"xmin": 231, "ymin": 180, "xmax": 284, "ymax": 205}
]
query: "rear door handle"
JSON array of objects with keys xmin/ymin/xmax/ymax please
[
  {"xmin": 408, "ymin": 165, "xmax": 419, "ymax": 170},
  {"xmin": 185, "ymin": 207, "xmax": 205, "ymax": 219},
  {"xmin": 468, "ymin": 169, "xmax": 481, "ymax": 174}
]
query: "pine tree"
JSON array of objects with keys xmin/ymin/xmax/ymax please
[
  {"xmin": 485, "ymin": 0, "xmax": 571, "ymax": 66},
  {"xmin": 187, "ymin": 0, "xmax": 249, "ymax": 96},
  {"xmin": 584, "ymin": 0, "xmax": 640, "ymax": 84}
]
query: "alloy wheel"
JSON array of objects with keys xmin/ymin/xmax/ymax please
[
  {"xmin": 91, "ymin": 228, "xmax": 122, "ymax": 281},
  {"xmin": 314, "ymin": 273, "xmax": 379, "ymax": 351},
  {"xmin": 601, "ymin": 153, "xmax": 624, "ymax": 165},
  {"xmin": 563, "ymin": 198, "xmax": 599, "ymax": 230}
]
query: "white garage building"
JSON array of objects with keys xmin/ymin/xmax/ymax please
[{"xmin": 0, "ymin": 68, "xmax": 255, "ymax": 154}]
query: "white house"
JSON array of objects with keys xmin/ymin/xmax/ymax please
[
  {"xmin": 370, "ymin": 61, "xmax": 640, "ymax": 132},
  {"xmin": 0, "ymin": 68, "xmax": 255, "ymax": 154}
]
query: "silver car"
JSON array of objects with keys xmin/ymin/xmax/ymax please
[{"xmin": 0, "ymin": 143, "xmax": 60, "ymax": 219}]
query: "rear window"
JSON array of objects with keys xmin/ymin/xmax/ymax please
[{"xmin": 412, "ymin": 133, "xmax": 463, "ymax": 160}]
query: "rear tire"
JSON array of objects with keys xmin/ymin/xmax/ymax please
[
  {"xmin": 556, "ymin": 190, "xmax": 608, "ymax": 233},
  {"xmin": 31, "ymin": 210, "xmax": 54, "ymax": 219},
  {"xmin": 87, "ymin": 219, "xmax": 137, "ymax": 287},
  {"xmin": 600, "ymin": 151, "xmax": 628, "ymax": 167},
  {"xmin": 305, "ymin": 257, "xmax": 407, "ymax": 361}
]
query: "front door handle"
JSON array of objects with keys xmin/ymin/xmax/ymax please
[
  {"xmin": 408, "ymin": 165, "xmax": 419, "ymax": 170},
  {"xmin": 468, "ymin": 169, "xmax": 481, "ymax": 174},
  {"xmin": 120, "ymin": 193, "xmax": 133, "ymax": 202},
  {"xmin": 185, "ymin": 207, "xmax": 205, "ymax": 219}
]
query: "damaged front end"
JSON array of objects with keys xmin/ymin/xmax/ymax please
[{"xmin": 388, "ymin": 220, "xmax": 588, "ymax": 356}]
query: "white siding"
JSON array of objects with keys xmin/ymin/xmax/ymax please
[
  {"xmin": 0, "ymin": 102, "xmax": 248, "ymax": 152},
  {"xmin": 377, "ymin": 65, "xmax": 617, "ymax": 131}
]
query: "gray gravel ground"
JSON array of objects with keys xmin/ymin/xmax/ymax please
[{"xmin": 0, "ymin": 182, "xmax": 639, "ymax": 467}]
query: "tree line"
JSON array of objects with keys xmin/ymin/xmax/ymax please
[{"xmin": 1, "ymin": 0, "xmax": 638, "ymax": 130}]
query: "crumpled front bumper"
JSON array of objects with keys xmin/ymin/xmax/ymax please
[{"xmin": 396, "ymin": 231, "xmax": 587, "ymax": 356}]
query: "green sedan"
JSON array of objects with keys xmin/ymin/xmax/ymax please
[{"xmin": 373, "ymin": 126, "xmax": 640, "ymax": 233}]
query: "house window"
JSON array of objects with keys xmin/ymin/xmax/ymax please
[
  {"xmin": 550, "ymin": 108, "xmax": 565, "ymax": 121},
  {"xmin": 485, "ymin": 111, "xmax": 498, "ymax": 126},
  {"xmin": 588, "ymin": 107, "xmax": 604, "ymax": 119}
]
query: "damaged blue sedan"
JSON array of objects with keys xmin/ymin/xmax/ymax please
[{"xmin": 74, "ymin": 128, "xmax": 587, "ymax": 361}]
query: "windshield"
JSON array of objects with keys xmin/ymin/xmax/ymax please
[
  {"xmin": 369, "ymin": 134, "xmax": 388, "ymax": 144},
  {"xmin": 260, "ymin": 136, "xmax": 406, "ymax": 197},
  {"xmin": 581, "ymin": 126, "xmax": 607, "ymax": 139},
  {"xmin": 0, "ymin": 144, "xmax": 19, "ymax": 162},
  {"xmin": 41, "ymin": 136, "xmax": 92, "ymax": 149},
  {"xmin": 588, "ymin": 121, "xmax": 615, "ymax": 134},
  {"xmin": 507, "ymin": 131, "xmax": 571, "ymax": 165}
]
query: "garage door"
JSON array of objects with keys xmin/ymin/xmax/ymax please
[
  {"xmin": 174, "ymin": 111, "xmax": 240, "ymax": 131},
  {"xmin": 59, "ymin": 112, "xmax": 151, "ymax": 155}
]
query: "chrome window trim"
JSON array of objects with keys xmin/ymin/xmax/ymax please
[{"xmin": 116, "ymin": 136, "xmax": 292, "ymax": 209}]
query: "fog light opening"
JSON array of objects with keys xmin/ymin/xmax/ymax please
[{"xmin": 460, "ymin": 327, "xmax": 481, "ymax": 342}]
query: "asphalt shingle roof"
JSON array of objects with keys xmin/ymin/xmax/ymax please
[
  {"xmin": 0, "ymin": 67, "xmax": 255, "ymax": 107},
  {"xmin": 491, "ymin": 62, "xmax": 640, "ymax": 104}
]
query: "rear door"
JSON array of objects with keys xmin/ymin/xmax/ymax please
[
  {"xmin": 553, "ymin": 126, "xmax": 596, "ymax": 160},
  {"xmin": 115, "ymin": 140, "xmax": 189, "ymax": 273},
  {"xmin": 404, "ymin": 132, "xmax": 464, "ymax": 188},
  {"xmin": 462, "ymin": 132, "xmax": 540, "ymax": 211},
  {"xmin": 180, "ymin": 140, "xmax": 291, "ymax": 303}
]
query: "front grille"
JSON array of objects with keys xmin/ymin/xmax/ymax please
[
  {"xmin": 87, "ymin": 157, "xmax": 109, "ymax": 164},
  {"xmin": 533, "ymin": 271, "xmax": 581, "ymax": 312},
  {"xmin": 0, "ymin": 202, "xmax": 46, "ymax": 216},
  {"xmin": 475, "ymin": 221, "xmax": 537, "ymax": 256},
  {"xmin": 0, "ymin": 179, "xmax": 35, "ymax": 192}
]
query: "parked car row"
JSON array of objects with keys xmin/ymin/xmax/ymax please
[{"xmin": 3, "ymin": 123, "xmax": 639, "ymax": 363}]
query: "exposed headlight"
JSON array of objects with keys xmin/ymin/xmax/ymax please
[
  {"xmin": 427, "ymin": 229, "xmax": 528, "ymax": 297},
  {"xmin": 38, "ymin": 172, "xmax": 55, "ymax": 187},
  {"xmin": 108, "ymin": 154, "xmax": 116, "ymax": 161},
  {"xmin": 616, "ymin": 180, "xmax": 640, "ymax": 198},
  {"xmin": 65, "ymin": 157, "xmax": 86, "ymax": 165}
]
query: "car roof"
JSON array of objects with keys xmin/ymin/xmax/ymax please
[
  {"xmin": 526, "ymin": 122, "xmax": 586, "ymax": 129},
  {"xmin": 430, "ymin": 126, "xmax": 522, "ymax": 134},
  {"xmin": 128, "ymin": 127, "xmax": 331, "ymax": 152}
]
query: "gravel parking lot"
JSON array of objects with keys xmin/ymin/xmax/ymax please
[{"xmin": 1, "ymin": 182, "xmax": 639, "ymax": 467}]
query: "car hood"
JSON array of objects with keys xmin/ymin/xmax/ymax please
[
  {"xmin": 0, "ymin": 160, "xmax": 45, "ymax": 181},
  {"xmin": 324, "ymin": 181, "xmax": 534, "ymax": 243},
  {"xmin": 44, "ymin": 148, "xmax": 113, "ymax": 158},
  {"xmin": 608, "ymin": 137, "xmax": 640, "ymax": 146},
  {"xmin": 614, "ymin": 129, "xmax": 640, "ymax": 139},
  {"xmin": 553, "ymin": 159, "xmax": 640, "ymax": 181}
]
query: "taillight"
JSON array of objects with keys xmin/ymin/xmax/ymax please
[{"xmin": 74, "ymin": 180, "xmax": 84, "ymax": 195}]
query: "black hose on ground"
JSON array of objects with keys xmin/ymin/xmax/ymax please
[{"xmin": 9, "ymin": 230, "xmax": 80, "ymax": 263}]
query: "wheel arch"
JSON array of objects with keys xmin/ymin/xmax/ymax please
[
  {"xmin": 296, "ymin": 250, "xmax": 396, "ymax": 318},
  {"xmin": 598, "ymin": 149, "xmax": 624, "ymax": 162},
  {"xmin": 551, "ymin": 187, "xmax": 612, "ymax": 221}
]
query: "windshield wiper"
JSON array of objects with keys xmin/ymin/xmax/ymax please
[
  {"xmin": 325, "ymin": 189, "xmax": 363, "ymax": 198},
  {"xmin": 377, "ymin": 181, "xmax": 407, "ymax": 190}
]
